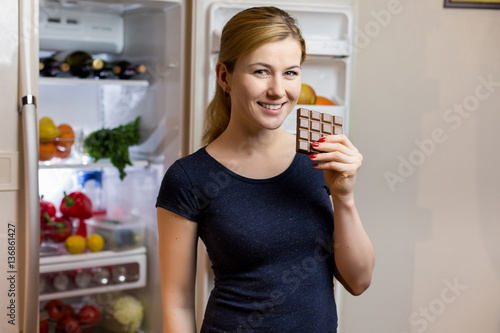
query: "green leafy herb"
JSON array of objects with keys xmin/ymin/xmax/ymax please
[{"xmin": 83, "ymin": 117, "xmax": 141, "ymax": 180}]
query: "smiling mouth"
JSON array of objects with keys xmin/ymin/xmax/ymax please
[{"xmin": 258, "ymin": 102, "xmax": 284, "ymax": 110}]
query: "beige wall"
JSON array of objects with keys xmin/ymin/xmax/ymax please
[{"xmin": 340, "ymin": 0, "xmax": 500, "ymax": 332}]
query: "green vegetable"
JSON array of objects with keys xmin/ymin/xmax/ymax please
[
  {"xmin": 102, "ymin": 294, "xmax": 144, "ymax": 333},
  {"xmin": 83, "ymin": 117, "xmax": 141, "ymax": 180}
]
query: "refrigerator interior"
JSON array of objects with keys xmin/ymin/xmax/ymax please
[
  {"xmin": 37, "ymin": 0, "xmax": 185, "ymax": 331},
  {"xmin": 195, "ymin": 2, "xmax": 353, "ymax": 326}
]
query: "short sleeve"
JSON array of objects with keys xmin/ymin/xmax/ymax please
[{"xmin": 155, "ymin": 160, "xmax": 201, "ymax": 223}]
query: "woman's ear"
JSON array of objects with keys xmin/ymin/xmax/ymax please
[{"xmin": 216, "ymin": 62, "xmax": 231, "ymax": 93}]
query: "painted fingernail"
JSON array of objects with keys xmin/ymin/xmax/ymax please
[
  {"xmin": 312, "ymin": 142, "xmax": 320, "ymax": 147},
  {"xmin": 310, "ymin": 154, "xmax": 317, "ymax": 159},
  {"xmin": 319, "ymin": 137, "xmax": 326, "ymax": 142},
  {"xmin": 312, "ymin": 163, "xmax": 319, "ymax": 167}
]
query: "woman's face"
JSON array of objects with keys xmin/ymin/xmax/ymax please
[{"xmin": 223, "ymin": 37, "xmax": 302, "ymax": 132}]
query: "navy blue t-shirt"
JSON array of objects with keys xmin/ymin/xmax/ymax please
[{"xmin": 156, "ymin": 147, "xmax": 337, "ymax": 333}]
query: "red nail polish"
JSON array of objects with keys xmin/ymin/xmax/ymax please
[
  {"xmin": 312, "ymin": 163, "xmax": 319, "ymax": 167},
  {"xmin": 310, "ymin": 154, "xmax": 317, "ymax": 159},
  {"xmin": 319, "ymin": 137, "xmax": 326, "ymax": 142},
  {"xmin": 312, "ymin": 142, "xmax": 320, "ymax": 147}
]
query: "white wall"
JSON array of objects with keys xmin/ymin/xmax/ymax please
[{"xmin": 340, "ymin": 1, "xmax": 500, "ymax": 332}]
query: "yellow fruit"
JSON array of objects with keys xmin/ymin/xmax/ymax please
[
  {"xmin": 65, "ymin": 235, "xmax": 86, "ymax": 254},
  {"xmin": 86, "ymin": 234, "xmax": 105, "ymax": 252},
  {"xmin": 39, "ymin": 117, "xmax": 55, "ymax": 126},
  {"xmin": 298, "ymin": 83, "xmax": 316, "ymax": 105},
  {"xmin": 39, "ymin": 123, "xmax": 61, "ymax": 142}
]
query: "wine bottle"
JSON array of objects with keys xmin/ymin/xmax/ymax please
[
  {"xmin": 39, "ymin": 57, "xmax": 70, "ymax": 77},
  {"xmin": 112, "ymin": 60, "xmax": 146, "ymax": 80},
  {"xmin": 93, "ymin": 59, "xmax": 116, "ymax": 80},
  {"xmin": 64, "ymin": 51, "xmax": 104, "ymax": 78}
]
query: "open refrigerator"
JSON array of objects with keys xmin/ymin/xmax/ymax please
[
  {"xmin": 1, "ymin": 0, "xmax": 187, "ymax": 332},
  {"xmin": 0, "ymin": 0, "xmax": 354, "ymax": 332}
]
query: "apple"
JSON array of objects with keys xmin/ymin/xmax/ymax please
[
  {"xmin": 77, "ymin": 305, "xmax": 101, "ymax": 325},
  {"xmin": 56, "ymin": 316, "xmax": 81, "ymax": 333},
  {"xmin": 44, "ymin": 299, "xmax": 65, "ymax": 321},
  {"xmin": 298, "ymin": 83, "xmax": 316, "ymax": 105}
]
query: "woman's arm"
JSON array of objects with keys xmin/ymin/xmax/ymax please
[
  {"xmin": 310, "ymin": 134, "xmax": 375, "ymax": 295},
  {"xmin": 330, "ymin": 196, "xmax": 374, "ymax": 296},
  {"xmin": 157, "ymin": 207, "xmax": 199, "ymax": 332}
]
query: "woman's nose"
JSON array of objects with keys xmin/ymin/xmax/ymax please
[{"xmin": 267, "ymin": 76, "xmax": 286, "ymax": 98}]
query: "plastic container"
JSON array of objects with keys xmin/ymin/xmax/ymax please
[{"xmin": 85, "ymin": 219, "xmax": 144, "ymax": 251}]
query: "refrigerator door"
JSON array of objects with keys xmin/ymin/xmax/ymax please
[
  {"xmin": 190, "ymin": 1, "xmax": 354, "ymax": 329},
  {"xmin": 0, "ymin": 0, "xmax": 39, "ymax": 331},
  {"xmin": 19, "ymin": 0, "xmax": 41, "ymax": 332}
]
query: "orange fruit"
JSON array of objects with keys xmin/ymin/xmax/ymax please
[
  {"xmin": 39, "ymin": 142, "xmax": 57, "ymax": 161},
  {"xmin": 56, "ymin": 124, "xmax": 75, "ymax": 150},
  {"xmin": 314, "ymin": 96, "xmax": 335, "ymax": 105},
  {"xmin": 55, "ymin": 146, "xmax": 71, "ymax": 159}
]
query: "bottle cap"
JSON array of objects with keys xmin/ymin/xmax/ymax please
[
  {"xmin": 136, "ymin": 64, "xmax": 146, "ymax": 74},
  {"xmin": 60, "ymin": 62, "xmax": 70, "ymax": 72},
  {"xmin": 93, "ymin": 58, "xmax": 104, "ymax": 70},
  {"xmin": 78, "ymin": 170, "xmax": 103, "ymax": 187}
]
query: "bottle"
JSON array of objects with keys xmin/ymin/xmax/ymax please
[
  {"xmin": 53, "ymin": 273, "xmax": 70, "ymax": 291},
  {"xmin": 112, "ymin": 60, "xmax": 146, "ymax": 80},
  {"xmin": 39, "ymin": 274, "xmax": 48, "ymax": 293},
  {"xmin": 93, "ymin": 59, "xmax": 116, "ymax": 80},
  {"xmin": 39, "ymin": 57, "xmax": 70, "ymax": 77},
  {"xmin": 77, "ymin": 170, "xmax": 106, "ymax": 217},
  {"xmin": 111, "ymin": 265, "xmax": 127, "ymax": 283},
  {"xmin": 73, "ymin": 269, "xmax": 93, "ymax": 289},
  {"xmin": 92, "ymin": 267, "xmax": 110, "ymax": 286},
  {"xmin": 64, "ymin": 51, "xmax": 104, "ymax": 78}
]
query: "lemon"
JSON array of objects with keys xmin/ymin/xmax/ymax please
[
  {"xmin": 65, "ymin": 235, "xmax": 86, "ymax": 254},
  {"xmin": 39, "ymin": 116, "xmax": 54, "ymax": 126},
  {"xmin": 86, "ymin": 234, "xmax": 105, "ymax": 252}
]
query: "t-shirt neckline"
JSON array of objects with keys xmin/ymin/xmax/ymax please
[{"xmin": 200, "ymin": 146, "xmax": 300, "ymax": 184}]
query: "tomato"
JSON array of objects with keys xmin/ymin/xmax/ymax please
[
  {"xmin": 77, "ymin": 305, "xmax": 100, "ymax": 325},
  {"xmin": 56, "ymin": 316, "xmax": 81, "ymax": 333},
  {"xmin": 46, "ymin": 216, "xmax": 73, "ymax": 243},
  {"xmin": 39, "ymin": 319, "xmax": 48, "ymax": 333},
  {"xmin": 62, "ymin": 303, "xmax": 75, "ymax": 318},
  {"xmin": 44, "ymin": 299, "xmax": 65, "ymax": 321}
]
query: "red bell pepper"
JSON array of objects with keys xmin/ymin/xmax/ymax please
[
  {"xmin": 60, "ymin": 192, "xmax": 92, "ymax": 219},
  {"xmin": 40, "ymin": 196, "xmax": 56, "ymax": 224},
  {"xmin": 60, "ymin": 191, "xmax": 93, "ymax": 238},
  {"xmin": 45, "ymin": 215, "xmax": 73, "ymax": 243}
]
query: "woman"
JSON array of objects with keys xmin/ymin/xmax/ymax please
[{"xmin": 156, "ymin": 6, "xmax": 374, "ymax": 333}]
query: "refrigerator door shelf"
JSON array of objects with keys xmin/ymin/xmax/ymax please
[
  {"xmin": 39, "ymin": 77, "xmax": 149, "ymax": 87},
  {"xmin": 39, "ymin": 158, "xmax": 150, "ymax": 170},
  {"xmin": 212, "ymin": 30, "xmax": 350, "ymax": 57},
  {"xmin": 39, "ymin": 246, "xmax": 147, "ymax": 301},
  {"xmin": 209, "ymin": 4, "xmax": 352, "ymax": 57}
]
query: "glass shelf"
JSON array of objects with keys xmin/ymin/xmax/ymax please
[
  {"xmin": 39, "ymin": 77, "xmax": 149, "ymax": 87},
  {"xmin": 38, "ymin": 158, "xmax": 150, "ymax": 170}
]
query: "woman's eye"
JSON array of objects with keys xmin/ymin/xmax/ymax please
[
  {"xmin": 285, "ymin": 70, "xmax": 299, "ymax": 77},
  {"xmin": 254, "ymin": 69, "xmax": 269, "ymax": 75}
]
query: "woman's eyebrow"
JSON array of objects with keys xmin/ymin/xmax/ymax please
[{"xmin": 248, "ymin": 62, "xmax": 301, "ymax": 70}]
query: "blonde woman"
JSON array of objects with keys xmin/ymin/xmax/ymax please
[{"xmin": 156, "ymin": 6, "xmax": 374, "ymax": 333}]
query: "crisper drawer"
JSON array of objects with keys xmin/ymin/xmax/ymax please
[{"xmin": 39, "ymin": 246, "xmax": 147, "ymax": 301}]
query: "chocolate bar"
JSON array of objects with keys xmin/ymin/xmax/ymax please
[{"xmin": 296, "ymin": 108, "xmax": 343, "ymax": 154}]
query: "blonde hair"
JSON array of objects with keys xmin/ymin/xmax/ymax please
[{"xmin": 201, "ymin": 6, "xmax": 306, "ymax": 145}]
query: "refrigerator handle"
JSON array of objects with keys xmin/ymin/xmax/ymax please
[{"xmin": 19, "ymin": 98, "xmax": 40, "ymax": 333}]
